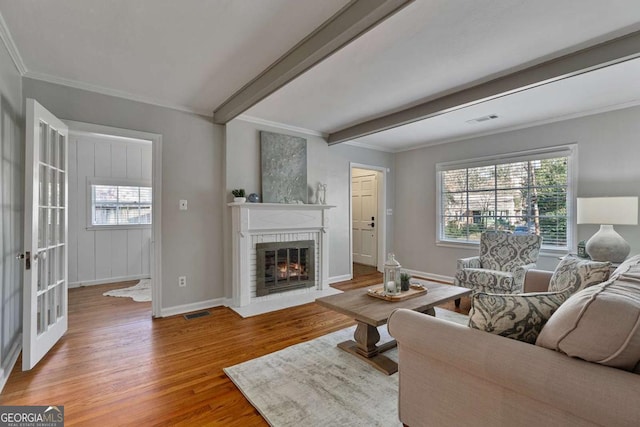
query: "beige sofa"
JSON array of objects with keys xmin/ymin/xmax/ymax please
[{"xmin": 388, "ymin": 263, "xmax": 640, "ymax": 427}]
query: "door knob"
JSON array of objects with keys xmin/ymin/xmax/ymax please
[
  {"xmin": 369, "ymin": 222, "xmax": 375, "ymax": 227},
  {"xmin": 17, "ymin": 251, "xmax": 31, "ymax": 270}
]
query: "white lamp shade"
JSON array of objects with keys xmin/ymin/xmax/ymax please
[{"xmin": 577, "ymin": 197, "xmax": 638, "ymax": 225}]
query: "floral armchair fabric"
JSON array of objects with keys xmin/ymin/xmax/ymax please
[{"xmin": 454, "ymin": 231, "xmax": 543, "ymax": 294}]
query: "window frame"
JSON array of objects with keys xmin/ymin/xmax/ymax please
[
  {"xmin": 435, "ymin": 144, "xmax": 577, "ymax": 253},
  {"xmin": 86, "ymin": 177, "xmax": 153, "ymax": 230}
]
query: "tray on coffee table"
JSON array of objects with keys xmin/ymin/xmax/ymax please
[{"xmin": 367, "ymin": 284, "xmax": 427, "ymax": 301}]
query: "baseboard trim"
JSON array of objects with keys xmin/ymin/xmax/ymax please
[
  {"xmin": 159, "ymin": 298, "xmax": 226, "ymax": 318},
  {"xmin": 70, "ymin": 275, "xmax": 150, "ymax": 288},
  {"xmin": 328, "ymin": 274, "xmax": 352, "ymax": 284},
  {"xmin": 0, "ymin": 334, "xmax": 22, "ymax": 394},
  {"xmin": 404, "ymin": 269, "xmax": 454, "ymax": 284}
]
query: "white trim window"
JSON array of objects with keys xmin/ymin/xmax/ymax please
[
  {"xmin": 437, "ymin": 145, "xmax": 576, "ymax": 251},
  {"xmin": 89, "ymin": 179, "xmax": 152, "ymax": 228}
]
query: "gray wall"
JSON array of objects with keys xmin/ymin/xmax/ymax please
[
  {"xmin": 225, "ymin": 120, "xmax": 328, "ymax": 203},
  {"xmin": 393, "ymin": 105, "xmax": 640, "ymax": 276},
  {"xmin": 224, "ymin": 119, "xmax": 395, "ymax": 288},
  {"xmin": 223, "ymin": 119, "xmax": 328, "ymax": 297},
  {"xmin": 0, "ymin": 40, "xmax": 23, "ymax": 388},
  {"xmin": 327, "ymin": 143, "xmax": 395, "ymax": 277},
  {"xmin": 22, "ymin": 78, "xmax": 225, "ymax": 311}
]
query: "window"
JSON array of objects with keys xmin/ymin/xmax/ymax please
[
  {"xmin": 90, "ymin": 182, "xmax": 152, "ymax": 227},
  {"xmin": 437, "ymin": 146, "xmax": 575, "ymax": 251}
]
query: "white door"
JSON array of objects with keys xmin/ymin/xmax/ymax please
[
  {"xmin": 22, "ymin": 99, "xmax": 69, "ymax": 370},
  {"xmin": 352, "ymin": 172, "xmax": 378, "ymax": 266}
]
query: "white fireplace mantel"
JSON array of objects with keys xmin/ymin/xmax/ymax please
[{"xmin": 229, "ymin": 202, "xmax": 335, "ymax": 308}]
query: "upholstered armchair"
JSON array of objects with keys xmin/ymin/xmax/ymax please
[{"xmin": 454, "ymin": 231, "xmax": 543, "ymax": 301}]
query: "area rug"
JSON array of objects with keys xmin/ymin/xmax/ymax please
[
  {"xmin": 102, "ymin": 279, "xmax": 151, "ymax": 302},
  {"xmin": 224, "ymin": 307, "xmax": 468, "ymax": 426}
]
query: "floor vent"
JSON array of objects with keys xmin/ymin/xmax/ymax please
[{"xmin": 184, "ymin": 310, "xmax": 211, "ymax": 320}]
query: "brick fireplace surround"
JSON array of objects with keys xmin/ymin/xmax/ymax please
[{"xmin": 228, "ymin": 202, "xmax": 339, "ymax": 317}]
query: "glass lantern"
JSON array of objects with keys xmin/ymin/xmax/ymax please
[{"xmin": 384, "ymin": 253, "xmax": 401, "ymax": 296}]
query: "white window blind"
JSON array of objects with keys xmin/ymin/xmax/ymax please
[
  {"xmin": 91, "ymin": 184, "xmax": 152, "ymax": 226},
  {"xmin": 437, "ymin": 146, "xmax": 575, "ymax": 250}
]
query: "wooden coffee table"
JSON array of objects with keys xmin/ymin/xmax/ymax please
[{"xmin": 316, "ymin": 279, "xmax": 471, "ymax": 375}]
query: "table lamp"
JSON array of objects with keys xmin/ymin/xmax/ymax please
[{"xmin": 577, "ymin": 197, "xmax": 638, "ymax": 262}]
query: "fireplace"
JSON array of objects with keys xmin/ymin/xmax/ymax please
[
  {"xmin": 256, "ymin": 240, "xmax": 315, "ymax": 296},
  {"xmin": 229, "ymin": 202, "xmax": 334, "ymax": 308}
]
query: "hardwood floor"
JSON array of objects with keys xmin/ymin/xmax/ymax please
[
  {"xmin": 0, "ymin": 275, "xmax": 469, "ymax": 426},
  {"xmin": 352, "ymin": 262, "xmax": 378, "ymax": 277}
]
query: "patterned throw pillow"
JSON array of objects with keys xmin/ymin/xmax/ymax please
[
  {"xmin": 548, "ymin": 255, "xmax": 610, "ymax": 294},
  {"xmin": 468, "ymin": 291, "xmax": 569, "ymax": 344}
]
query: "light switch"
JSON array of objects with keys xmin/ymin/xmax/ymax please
[
  {"xmin": 179, "ymin": 200, "xmax": 188, "ymax": 210},
  {"xmin": 386, "ymin": 209, "xmax": 393, "ymax": 215}
]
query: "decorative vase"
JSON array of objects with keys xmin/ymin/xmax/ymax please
[
  {"xmin": 585, "ymin": 224, "xmax": 630, "ymax": 262},
  {"xmin": 234, "ymin": 197, "xmax": 246, "ymax": 203}
]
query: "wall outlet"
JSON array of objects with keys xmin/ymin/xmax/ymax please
[{"xmin": 178, "ymin": 276, "xmax": 187, "ymax": 287}]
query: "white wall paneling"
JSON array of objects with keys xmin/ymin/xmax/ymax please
[
  {"xmin": 95, "ymin": 231, "xmax": 112, "ymax": 279},
  {"xmin": 111, "ymin": 230, "xmax": 128, "ymax": 277},
  {"xmin": 67, "ymin": 138, "xmax": 79, "ymax": 287},
  {"xmin": 76, "ymin": 229, "xmax": 95, "ymax": 283},
  {"xmin": 141, "ymin": 228, "xmax": 151, "ymax": 277},
  {"xmin": 127, "ymin": 230, "xmax": 143, "ymax": 275},
  {"xmin": 68, "ymin": 133, "xmax": 152, "ymax": 286},
  {"xmin": 94, "ymin": 143, "xmax": 110, "ymax": 177},
  {"xmin": 127, "ymin": 144, "xmax": 142, "ymax": 179}
]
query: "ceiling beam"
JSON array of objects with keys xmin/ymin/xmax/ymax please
[
  {"xmin": 212, "ymin": 0, "xmax": 414, "ymax": 125},
  {"xmin": 328, "ymin": 29, "xmax": 640, "ymax": 145}
]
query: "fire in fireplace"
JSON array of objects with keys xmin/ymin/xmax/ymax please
[{"xmin": 256, "ymin": 240, "xmax": 315, "ymax": 296}]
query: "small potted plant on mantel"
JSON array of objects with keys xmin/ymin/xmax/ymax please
[{"xmin": 232, "ymin": 189, "xmax": 246, "ymax": 203}]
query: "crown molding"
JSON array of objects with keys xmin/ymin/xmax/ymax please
[
  {"xmin": 236, "ymin": 114, "xmax": 328, "ymax": 138},
  {"xmin": 0, "ymin": 10, "xmax": 212, "ymax": 118},
  {"xmin": 0, "ymin": 11, "xmax": 27, "ymax": 75},
  {"xmin": 23, "ymin": 70, "xmax": 212, "ymax": 117},
  {"xmin": 341, "ymin": 140, "xmax": 396, "ymax": 153},
  {"xmin": 395, "ymin": 98, "xmax": 640, "ymax": 153}
]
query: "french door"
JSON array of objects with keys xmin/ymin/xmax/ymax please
[{"xmin": 22, "ymin": 99, "xmax": 69, "ymax": 370}]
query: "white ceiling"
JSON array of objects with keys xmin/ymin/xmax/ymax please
[
  {"xmin": 351, "ymin": 57, "xmax": 640, "ymax": 152},
  {"xmin": 0, "ymin": 0, "xmax": 350, "ymax": 114},
  {"xmin": 1, "ymin": 0, "xmax": 640, "ymax": 151}
]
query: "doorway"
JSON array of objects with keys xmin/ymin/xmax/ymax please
[
  {"xmin": 350, "ymin": 163, "xmax": 386, "ymax": 279},
  {"xmin": 65, "ymin": 121, "xmax": 162, "ymax": 317}
]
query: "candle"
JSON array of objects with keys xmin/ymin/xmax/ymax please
[{"xmin": 386, "ymin": 281, "xmax": 396, "ymax": 293}]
